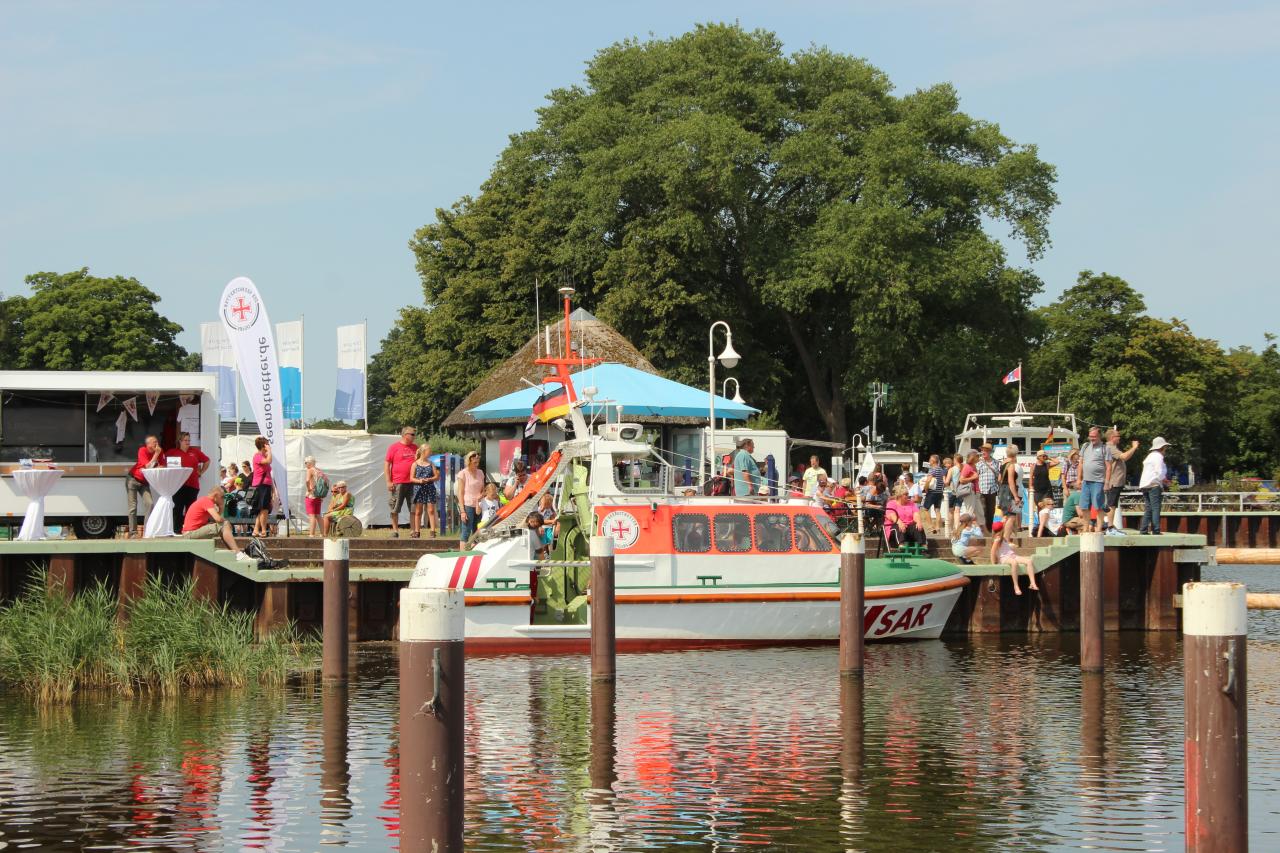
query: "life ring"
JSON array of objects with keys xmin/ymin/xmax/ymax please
[{"xmin": 478, "ymin": 451, "xmax": 562, "ymax": 529}]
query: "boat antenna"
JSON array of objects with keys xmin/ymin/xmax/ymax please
[{"xmin": 534, "ymin": 276, "xmax": 541, "ymax": 356}]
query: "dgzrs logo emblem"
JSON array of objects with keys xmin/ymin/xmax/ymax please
[
  {"xmin": 600, "ymin": 510, "xmax": 640, "ymax": 550},
  {"xmin": 222, "ymin": 285, "xmax": 261, "ymax": 332}
]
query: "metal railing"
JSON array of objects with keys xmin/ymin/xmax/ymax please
[{"xmin": 1116, "ymin": 490, "xmax": 1280, "ymax": 514}]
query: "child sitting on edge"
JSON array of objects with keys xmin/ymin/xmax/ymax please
[
  {"xmin": 525, "ymin": 511, "xmax": 553, "ymax": 558},
  {"xmin": 1035, "ymin": 497, "xmax": 1055, "ymax": 538},
  {"xmin": 990, "ymin": 522, "xmax": 1039, "ymax": 595},
  {"xmin": 478, "ymin": 483, "xmax": 501, "ymax": 526},
  {"xmin": 950, "ymin": 512, "xmax": 983, "ymax": 565}
]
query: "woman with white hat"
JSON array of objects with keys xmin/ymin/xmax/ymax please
[{"xmin": 1138, "ymin": 437, "xmax": 1172, "ymax": 534}]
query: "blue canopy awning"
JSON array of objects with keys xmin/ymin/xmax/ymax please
[{"xmin": 466, "ymin": 363, "xmax": 758, "ymax": 421}]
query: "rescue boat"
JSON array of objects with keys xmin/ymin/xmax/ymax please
[{"xmin": 409, "ymin": 294, "xmax": 967, "ymax": 651}]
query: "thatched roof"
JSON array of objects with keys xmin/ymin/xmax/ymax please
[{"xmin": 442, "ymin": 310, "xmax": 658, "ymax": 429}]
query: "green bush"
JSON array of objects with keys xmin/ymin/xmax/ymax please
[{"xmin": 0, "ymin": 569, "xmax": 318, "ymax": 702}]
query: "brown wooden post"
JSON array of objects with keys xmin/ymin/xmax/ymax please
[
  {"xmin": 399, "ymin": 587, "xmax": 464, "ymax": 853},
  {"xmin": 191, "ymin": 560, "xmax": 219, "ymax": 603},
  {"xmin": 47, "ymin": 554, "xmax": 76, "ymax": 599},
  {"xmin": 321, "ymin": 684, "xmax": 352, "ymax": 828},
  {"xmin": 590, "ymin": 535, "xmax": 616, "ymax": 681},
  {"xmin": 1103, "ymin": 548, "xmax": 1121, "ymax": 631},
  {"xmin": 1080, "ymin": 533, "xmax": 1105, "ymax": 672},
  {"xmin": 323, "ymin": 539, "xmax": 350, "ymax": 682},
  {"xmin": 255, "ymin": 582, "xmax": 291, "ymax": 638},
  {"xmin": 839, "ymin": 670, "xmax": 866, "ymax": 840},
  {"xmin": 1081, "ymin": 672, "xmax": 1105, "ymax": 788},
  {"xmin": 119, "ymin": 553, "xmax": 148, "ymax": 614},
  {"xmin": 840, "ymin": 533, "xmax": 865, "ymax": 676},
  {"xmin": 347, "ymin": 582, "xmax": 360, "ymax": 644},
  {"xmin": 1183, "ymin": 582, "xmax": 1247, "ymax": 852},
  {"xmin": 1146, "ymin": 547, "xmax": 1178, "ymax": 631}
]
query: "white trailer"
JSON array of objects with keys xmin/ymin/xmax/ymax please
[{"xmin": 0, "ymin": 371, "xmax": 220, "ymax": 538}]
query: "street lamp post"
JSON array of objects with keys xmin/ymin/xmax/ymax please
[
  {"xmin": 706, "ymin": 321, "xmax": 740, "ymax": 481},
  {"xmin": 721, "ymin": 378, "xmax": 745, "ymax": 430}
]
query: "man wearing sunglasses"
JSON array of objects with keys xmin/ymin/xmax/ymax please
[{"xmin": 384, "ymin": 426, "xmax": 419, "ymax": 538}]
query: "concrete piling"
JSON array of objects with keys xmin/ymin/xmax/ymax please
[
  {"xmin": 590, "ymin": 535, "xmax": 616, "ymax": 681},
  {"xmin": 1183, "ymin": 582, "xmax": 1248, "ymax": 852},
  {"xmin": 398, "ymin": 587, "xmax": 465, "ymax": 853},
  {"xmin": 1080, "ymin": 533, "xmax": 1105, "ymax": 672},
  {"xmin": 839, "ymin": 533, "xmax": 865, "ymax": 677},
  {"xmin": 323, "ymin": 538, "xmax": 350, "ymax": 683}
]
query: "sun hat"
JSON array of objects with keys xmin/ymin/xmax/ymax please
[{"xmin": 1151, "ymin": 436, "xmax": 1172, "ymax": 450}]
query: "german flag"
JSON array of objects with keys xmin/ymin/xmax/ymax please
[{"xmin": 532, "ymin": 384, "xmax": 571, "ymax": 422}]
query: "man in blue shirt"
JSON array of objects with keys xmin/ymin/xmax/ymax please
[{"xmin": 732, "ymin": 438, "xmax": 761, "ymax": 497}]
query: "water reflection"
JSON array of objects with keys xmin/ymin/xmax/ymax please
[{"xmin": 2, "ymin": 634, "xmax": 1280, "ymax": 850}]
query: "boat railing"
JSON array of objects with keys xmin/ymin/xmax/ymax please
[{"xmin": 1116, "ymin": 489, "xmax": 1280, "ymax": 513}]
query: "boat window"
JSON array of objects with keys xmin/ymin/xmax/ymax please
[
  {"xmin": 794, "ymin": 514, "xmax": 835, "ymax": 552},
  {"xmin": 613, "ymin": 454, "xmax": 666, "ymax": 494},
  {"xmin": 713, "ymin": 513, "xmax": 752, "ymax": 553},
  {"xmin": 754, "ymin": 513, "xmax": 792, "ymax": 552},
  {"xmin": 673, "ymin": 513, "xmax": 711, "ymax": 553}
]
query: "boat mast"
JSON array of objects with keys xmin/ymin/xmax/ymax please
[{"xmin": 1014, "ymin": 360, "xmax": 1026, "ymax": 414}]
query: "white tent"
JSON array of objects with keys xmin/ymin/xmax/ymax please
[{"xmin": 221, "ymin": 429, "xmax": 402, "ymax": 527}]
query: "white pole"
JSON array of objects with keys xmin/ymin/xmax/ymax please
[
  {"xmin": 708, "ymin": 346, "xmax": 717, "ymax": 478},
  {"xmin": 300, "ymin": 313, "xmax": 306, "ymax": 432},
  {"xmin": 362, "ymin": 318, "xmax": 369, "ymax": 431}
]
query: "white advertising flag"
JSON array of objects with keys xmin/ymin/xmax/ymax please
[
  {"xmin": 219, "ymin": 277, "xmax": 290, "ymax": 519},
  {"xmin": 275, "ymin": 319, "xmax": 303, "ymax": 421},
  {"xmin": 200, "ymin": 322, "xmax": 237, "ymax": 420},
  {"xmin": 334, "ymin": 323, "xmax": 366, "ymax": 420}
]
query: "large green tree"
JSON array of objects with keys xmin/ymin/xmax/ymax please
[
  {"xmin": 2, "ymin": 268, "xmax": 195, "ymax": 371},
  {"xmin": 376, "ymin": 24, "xmax": 1057, "ymax": 443},
  {"xmin": 1027, "ymin": 271, "xmax": 1238, "ymax": 477}
]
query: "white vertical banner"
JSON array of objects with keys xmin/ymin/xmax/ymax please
[
  {"xmin": 334, "ymin": 323, "xmax": 366, "ymax": 420},
  {"xmin": 219, "ymin": 277, "xmax": 290, "ymax": 520},
  {"xmin": 276, "ymin": 319, "xmax": 304, "ymax": 422},
  {"xmin": 200, "ymin": 322, "xmax": 237, "ymax": 420}
]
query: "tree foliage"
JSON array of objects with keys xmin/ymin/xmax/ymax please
[
  {"xmin": 374, "ymin": 24, "xmax": 1057, "ymax": 445},
  {"xmin": 1, "ymin": 269, "xmax": 195, "ymax": 371}
]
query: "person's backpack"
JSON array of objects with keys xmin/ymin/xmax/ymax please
[
  {"xmin": 244, "ymin": 536, "xmax": 290, "ymax": 569},
  {"xmin": 312, "ymin": 470, "xmax": 330, "ymax": 498}
]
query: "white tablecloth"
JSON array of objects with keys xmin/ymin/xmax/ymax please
[
  {"xmin": 12, "ymin": 468, "xmax": 64, "ymax": 541},
  {"xmin": 143, "ymin": 467, "xmax": 192, "ymax": 538}
]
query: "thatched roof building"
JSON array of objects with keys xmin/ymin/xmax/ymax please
[{"xmin": 442, "ymin": 309, "xmax": 657, "ymax": 429}]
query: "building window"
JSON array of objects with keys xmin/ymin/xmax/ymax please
[
  {"xmin": 714, "ymin": 513, "xmax": 752, "ymax": 553},
  {"xmin": 673, "ymin": 513, "xmax": 711, "ymax": 553},
  {"xmin": 794, "ymin": 514, "xmax": 835, "ymax": 552},
  {"xmin": 754, "ymin": 513, "xmax": 792, "ymax": 552}
]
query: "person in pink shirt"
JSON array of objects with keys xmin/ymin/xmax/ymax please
[
  {"xmin": 383, "ymin": 426, "xmax": 418, "ymax": 538},
  {"xmin": 249, "ymin": 436, "xmax": 274, "ymax": 537},
  {"xmin": 884, "ymin": 485, "xmax": 926, "ymax": 547},
  {"xmin": 455, "ymin": 451, "xmax": 487, "ymax": 547}
]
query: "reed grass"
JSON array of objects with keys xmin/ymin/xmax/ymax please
[{"xmin": 0, "ymin": 569, "xmax": 319, "ymax": 702}]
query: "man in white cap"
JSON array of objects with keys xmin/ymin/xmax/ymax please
[{"xmin": 1137, "ymin": 437, "xmax": 1172, "ymax": 534}]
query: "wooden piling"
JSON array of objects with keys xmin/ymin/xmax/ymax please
[
  {"xmin": 590, "ymin": 679, "xmax": 617, "ymax": 793},
  {"xmin": 47, "ymin": 554, "xmax": 75, "ymax": 599},
  {"xmin": 839, "ymin": 533, "xmax": 865, "ymax": 676},
  {"xmin": 191, "ymin": 560, "xmax": 219, "ymax": 603},
  {"xmin": 398, "ymin": 587, "xmax": 465, "ymax": 853},
  {"xmin": 323, "ymin": 539, "xmax": 350, "ymax": 683},
  {"xmin": 1215, "ymin": 547, "xmax": 1280, "ymax": 565},
  {"xmin": 590, "ymin": 535, "xmax": 616, "ymax": 681},
  {"xmin": 1080, "ymin": 533, "xmax": 1104, "ymax": 672},
  {"xmin": 1183, "ymin": 582, "xmax": 1247, "ymax": 852}
]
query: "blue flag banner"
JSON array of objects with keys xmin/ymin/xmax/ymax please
[
  {"xmin": 334, "ymin": 323, "xmax": 366, "ymax": 420},
  {"xmin": 276, "ymin": 320, "xmax": 303, "ymax": 421},
  {"xmin": 200, "ymin": 322, "xmax": 237, "ymax": 420}
]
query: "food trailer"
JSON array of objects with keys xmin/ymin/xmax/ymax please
[{"xmin": 0, "ymin": 371, "xmax": 220, "ymax": 538}]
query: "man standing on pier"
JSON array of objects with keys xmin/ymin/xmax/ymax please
[
  {"xmin": 1103, "ymin": 428, "xmax": 1140, "ymax": 534},
  {"xmin": 976, "ymin": 444, "xmax": 1000, "ymax": 532},
  {"xmin": 1077, "ymin": 426, "xmax": 1114, "ymax": 533},
  {"xmin": 384, "ymin": 426, "xmax": 418, "ymax": 538}
]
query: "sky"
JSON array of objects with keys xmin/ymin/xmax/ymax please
[{"xmin": 2, "ymin": 1, "xmax": 1277, "ymax": 419}]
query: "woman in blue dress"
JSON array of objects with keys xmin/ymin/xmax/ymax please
[{"xmin": 411, "ymin": 444, "xmax": 440, "ymax": 538}]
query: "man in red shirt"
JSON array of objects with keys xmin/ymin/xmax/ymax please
[
  {"xmin": 181, "ymin": 485, "xmax": 251, "ymax": 560},
  {"xmin": 383, "ymin": 426, "xmax": 418, "ymax": 538},
  {"xmin": 166, "ymin": 431, "xmax": 210, "ymax": 532},
  {"xmin": 127, "ymin": 435, "xmax": 163, "ymax": 538}
]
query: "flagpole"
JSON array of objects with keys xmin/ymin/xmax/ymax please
[
  {"xmin": 299, "ymin": 314, "xmax": 306, "ymax": 432},
  {"xmin": 362, "ymin": 318, "xmax": 369, "ymax": 432}
]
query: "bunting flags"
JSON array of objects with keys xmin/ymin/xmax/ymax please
[
  {"xmin": 96, "ymin": 392, "xmax": 114, "ymax": 412},
  {"xmin": 145, "ymin": 391, "xmax": 158, "ymax": 416},
  {"xmin": 121, "ymin": 396, "xmax": 138, "ymax": 421}
]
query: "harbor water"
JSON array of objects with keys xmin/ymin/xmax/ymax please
[{"xmin": 2, "ymin": 565, "xmax": 1278, "ymax": 851}]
